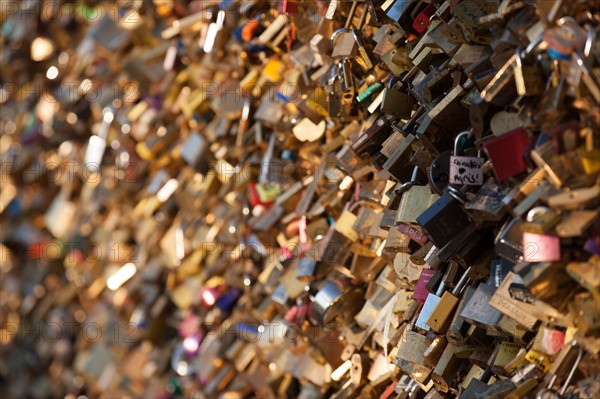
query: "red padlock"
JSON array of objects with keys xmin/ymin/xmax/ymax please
[
  {"xmin": 413, "ymin": 269, "xmax": 436, "ymax": 301},
  {"xmin": 412, "ymin": 4, "xmax": 436, "ymax": 33},
  {"xmin": 279, "ymin": 0, "xmax": 298, "ymax": 14},
  {"xmin": 483, "ymin": 128, "xmax": 531, "ymax": 181},
  {"xmin": 248, "ymin": 183, "xmax": 275, "ymax": 208}
]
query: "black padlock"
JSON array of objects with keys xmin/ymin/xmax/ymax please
[
  {"xmin": 416, "ymin": 192, "xmax": 472, "ymax": 248},
  {"xmin": 350, "ymin": 116, "xmax": 393, "ymax": 161},
  {"xmin": 428, "ymin": 150, "xmax": 452, "ymax": 195}
]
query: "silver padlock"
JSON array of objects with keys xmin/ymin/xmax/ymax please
[
  {"xmin": 331, "ymin": 2, "xmax": 360, "ymax": 59},
  {"xmin": 449, "ymin": 130, "xmax": 484, "ymax": 186}
]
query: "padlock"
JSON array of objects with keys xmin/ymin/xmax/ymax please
[
  {"xmin": 449, "ymin": 130, "xmax": 484, "ymax": 186},
  {"xmin": 480, "ymin": 52, "xmax": 519, "ymax": 104},
  {"xmin": 422, "ymin": 67, "xmax": 454, "ymax": 105},
  {"xmin": 490, "ymin": 110, "xmax": 524, "ymax": 137},
  {"xmin": 428, "ymin": 150, "xmax": 452, "ymax": 195},
  {"xmin": 413, "ymin": 4, "xmax": 437, "ymax": 34},
  {"xmin": 383, "ymin": 134, "xmax": 417, "ymax": 182},
  {"xmin": 381, "ymin": 186, "xmax": 404, "ymax": 229},
  {"xmin": 350, "ymin": 3, "xmax": 373, "ymax": 71},
  {"xmin": 372, "ymin": 24, "xmax": 404, "ymax": 56},
  {"xmin": 310, "ymin": 277, "xmax": 365, "ymax": 328},
  {"xmin": 83, "ymin": 106, "xmax": 113, "ymax": 168},
  {"xmin": 357, "ymin": 82, "xmax": 384, "ymax": 106},
  {"xmin": 416, "ymin": 192, "xmax": 472, "ymax": 249},
  {"xmin": 381, "ymin": 77, "xmax": 414, "ymax": 119},
  {"xmin": 460, "ymin": 283, "xmax": 504, "ymax": 333},
  {"xmin": 337, "ymin": 60, "xmax": 359, "ymax": 120},
  {"xmin": 492, "ymin": 341, "xmax": 524, "ymax": 375},
  {"xmin": 444, "ymin": 285, "xmax": 476, "ymax": 346},
  {"xmin": 330, "ymin": 1, "xmax": 360, "ymax": 60},
  {"xmin": 426, "ymin": 18, "xmax": 463, "ymax": 57},
  {"xmin": 547, "ymin": 185, "xmax": 599, "ymax": 211},
  {"xmin": 521, "ymin": 206, "xmax": 561, "ymax": 234},
  {"xmin": 572, "ymin": 292, "xmax": 600, "ymax": 333},
  {"xmin": 430, "ymin": 343, "xmax": 461, "ymax": 393},
  {"xmin": 396, "ymin": 185, "xmax": 439, "ymax": 225},
  {"xmin": 495, "ymin": 218, "xmax": 525, "ymax": 262},
  {"xmin": 351, "ymin": 116, "xmax": 393, "ymax": 161},
  {"xmin": 469, "ymin": 96, "xmax": 492, "ymax": 137},
  {"xmin": 488, "ymin": 272, "xmax": 538, "ymax": 330},
  {"xmin": 462, "ymin": 378, "xmax": 516, "ymax": 399},
  {"xmin": 452, "ymin": 0, "xmax": 497, "ymax": 43},
  {"xmin": 394, "ymin": 328, "xmax": 433, "ymax": 370},
  {"xmin": 482, "ymin": 127, "xmax": 531, "ymax": 181},
  {"xmin": 513, "ymin": 48, "xmax": 545, "ymax": 97},
  {"xmin": 536, "ymin": 341, "xmax": 583, "ymax": 399},
  {"xmin": 426, "ymin": 266, "xmax": 473, "ymax": 333},
  {"xmin": 531, "ymin": 325, "xmax": 566, "ymax": 357},
  {"xmin": 566, "ymin": 256, "xmax": 600, "ymax": 295},
  {"xmin": 380, "ymin": 128, "xmax": 407, "ymax": 164},
  {"xmin": 385, "ymin": 0, "xmax": 418, "ymax": 31},
  {"xmin": 416, "ymin": 266, "xmax": 471, "ymax": 333},
  {"xmin": 410, "ymin": 244, "xmax": 434, "ymax": 270},
  {"xmin": 381, "ymin": 45, "xmax": 413, "ymax": 76},
  {"xmin": 464, "ymin": 178, "xmax": 512, "ymax": 224},
  {"xmin": 413, "ymin": 268, "xmax": 436, "ymax": 302},
  {"xmin": 296, "ymin": 256, "xmax": 317, "ymax": 282},
  {"xmin": 522, "ymin": 231, "xmax": 561, "ymax": 262},
  {"xmin": 536, "ymin": 72, "xmax": 566, "ymax": 125}
]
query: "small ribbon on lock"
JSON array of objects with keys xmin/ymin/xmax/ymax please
[{"xmin": 449, "ymin": 130, "xmax": 484, "ymax": 185}]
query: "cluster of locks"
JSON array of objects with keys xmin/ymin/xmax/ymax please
[{"xmin": 1, "ymin": 0, "xmax": 599, "ymax": 398}]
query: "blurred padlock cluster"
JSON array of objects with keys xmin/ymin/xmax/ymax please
[{"xmin": 0, "ymin": 0, "xmax": 599, "ymax": 398}]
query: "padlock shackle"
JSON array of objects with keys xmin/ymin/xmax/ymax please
[
  {"xmin": 523, "ymin": 33, "xmax": 543, "ymax": 57},
  {"xmin": 345, "ymin": 0, "xmax": 359, "ymax": 30},
  {"xmin": 435, "ymin": 278, "xmax": 446, "ymax": 296},
  {"xmin": 355, "ymin": 2, "xmax": 369, "ymax": 31},
  {"xmin": 448, "ymin": 185, "xmax": 467, "ymax": 205},
  {"xmin": 395, "ymin": 167, "xmax": 419, "ymax": 195},
  {"xmin": 451, "ymin": 266, "xmax": 471, "ymax": 295},
  {"xmin": 339, "ymin": 59, "xmax": 354, "ymax": 90},
  {"xmin": 453, "ymin": 130, "xmax": 470, "ymax": 156},
  {"xmin": 559, "ymin": 341, "xmax": 582, "ymax": 395},
  {"xmin": 404, "ymin": 379, "xmax": 418, "ymax": 393},
  {"xmin": 526, "ymin": 206, "xmax": 550, "ymax": 222},
  {"xmin": 388, "ymin": 74, "xmax": 402, "ymax": 89},
  {"xmin": 584, "ymin": 27, "xmax": 593, "ymax": 58},
  {"xmin": 410, "ymin": 165, "xmax": 418, "ymax": 182},
  {"xmin": 330, "ymin": 27, "xmax": 350, "ymax": 47},
  {"xmin": 515, "ymin": 47, "xmax": 523, "ymax": 67}
]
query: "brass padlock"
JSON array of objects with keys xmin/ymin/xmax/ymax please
[
  {"xmin": 396, "ymin": 185, "xmax": 439, "ymax": 225},
  {"xmin": 513, "ymin": 48, "xmax": 545, "ymax": 96},
  {"xmin": 415, "ymin": 271, "xmax": 451, "ymax": 332},
  {"xmin": 394, "ymin": 328, "xmax": 433, "ymax": 371},
  {"xmin": 426, "ymin": 267, "xmax": 473, "ymax": 333},
  {"xmin": 380, "ymin": 78, "xmax": 414, "ymax": 119},
  {"xmin": 431, "ymin": 343, "xmax": 461, "ymax": 393},
  {"xmin": 383, "ymin": 134, "xmax": 416, "ymax": 182},
  {"xmin": 521, "ymin": 206, "xmax": 561, "ymax": 234}
]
